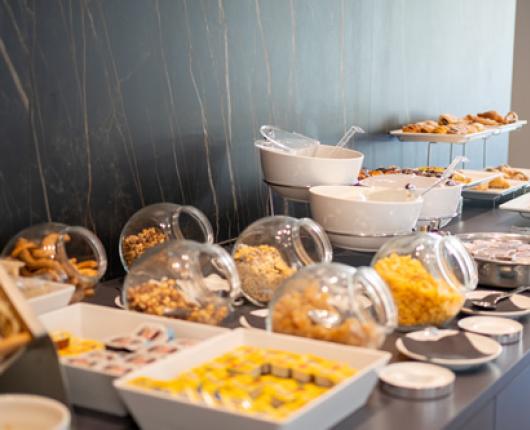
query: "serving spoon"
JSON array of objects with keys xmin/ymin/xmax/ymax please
[
  {"xmin": 407, "ymin": 155, "xmax": 469, "ymax": 198},
  {"xmin": 470, "ymin": 285, "xmax": 530, "ymax": 310}
]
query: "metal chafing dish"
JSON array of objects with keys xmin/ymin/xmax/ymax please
[{"xmin": 457, "ymin": 233, "xmax": 530, "ymax": 289}]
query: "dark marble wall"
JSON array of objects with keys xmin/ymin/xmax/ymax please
[{"xmin": 0, "ymin": 0, "xmax": 517, "ymax": 276}]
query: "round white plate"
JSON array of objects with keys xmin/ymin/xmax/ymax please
[
  {"xmin": 458, "ymin": 316, "xmax": 522, "ymax": 344},
  {"xmin": 395, "ymin": 329, "xmax": 502, "ymax": 371},
  {"xmin": 0, "ymin": 394, "xmax": 70, "ymax": 430},
  {"xmin": 462, "ymin": 290, "xmax": 530, "ymax": 318},
  {"xmin": 379, "ymin": 362, "xmax": 455, "ymax": 399}
]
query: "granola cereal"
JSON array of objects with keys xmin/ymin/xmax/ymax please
[
  {"xmin": 123, "ymin": 227, "xmax": 167, "ymax": 267},
  {"xmin": 233, "ymin": 244, "xmax": 296, "ymax": 304},
  {"xmin": 127, "ymin": 278, "xmax": 229, "ymax": 325}
]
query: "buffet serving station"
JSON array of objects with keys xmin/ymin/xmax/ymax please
[{"xmin": 2, "ymin": 115, "xmax": 530, "ymax": 430}]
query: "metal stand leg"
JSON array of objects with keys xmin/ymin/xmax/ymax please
[
  {"xmin": 482, "ymin": 137, "xmax": 488, "ymax": 168},
  {"xmin": 427, "ymin": 142, "xmax": 434, "ymax": 166},
  {"xmin": 462, "ymin": 143, "xmax": 467, "ymax": 168},
  {"xmin": 449, "ymin": 143, "xmax": 454, "ymax": 164},
  {"xmin": 282, "ymin": 198, "xmax": 289, "ymax": 215},
  {"xmin": 267, "ymin": 185, "xmax": 275, "ymax": 216}
]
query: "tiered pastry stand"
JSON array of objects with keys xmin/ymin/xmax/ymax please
[
  {"xmin": 0, "ymin": 267, "xmax": 69, "ymax": 404},
  {"xmin": 390, "ymin": 120, "xmax": 527, "ymax": 168}
]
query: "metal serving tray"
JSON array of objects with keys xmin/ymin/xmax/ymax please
[{"xmin": 457, "ymin": 233, "xmax": 530, "ymax": 289}]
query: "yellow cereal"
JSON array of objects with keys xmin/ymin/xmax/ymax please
[{"xmin": 374, "ymin": 253, "xmax": 464, "ymax": 327}]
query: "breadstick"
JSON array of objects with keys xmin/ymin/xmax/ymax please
[
  {"xmin": 18, "ymin": 248, "xmax": 64, "ymax": 272},
  {"xmin": 11, "ymin": 238, "xmax": 37, "ymax": 258},
  {"xmin": 76, "ymin": 260, "xmax": 98, "ymax": 269}
]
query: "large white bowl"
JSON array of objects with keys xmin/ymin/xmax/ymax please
[
  {"xmin": 256, "ymin": 141, "xmax": 364, "ymax": 202},
  {"xmin": 0, "ymin": 394, "xmax": 70, "ymax": 430},
  {"xmin": 309, "ymin": 185, "xmax": 423, "ymax": 236},
  {"xmin": 360, "ymin": 174, "xmax": 462, "ymax": 220}
]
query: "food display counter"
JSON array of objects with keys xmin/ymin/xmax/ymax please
[{"xmin": 67, "ymin": 205, "xmax": 530, "ymax": 430}]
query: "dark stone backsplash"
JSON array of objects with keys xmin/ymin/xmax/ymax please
[{"xmin": 0, "ymin": 0, "xmax": 516, "ymax": 277}]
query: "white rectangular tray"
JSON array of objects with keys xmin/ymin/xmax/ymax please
[
  {"xmin": 18, "ymin": 278, "xmax": 75, "ymax": 315},
  {"xmin": 458, "ymin": 169, "xmax": 503, "ymax": 188},
  {"xmin": 39, "ymin": 303, "xmax": 228, "ymax": 416},
  {"xmin": 390, "ymin": 128, "xmax": 493, "ymax": 144},
  {"xmin": 115, "ymin": 328, "xmax": 391, "ymax": 430},
  {"xmin": 491, "ymin": 120, "xmax": 527, "ymax": 134},
  {"xmin": 499, "ymin": 192, "xmax": 530, "ymax": 214},
  {"xmin": 462, "ymin": 179, "xmax": 528, "ymax": 199},
  {"xmin": 390, "ymin": 119, "xmax": 526, "ymax": 143}
]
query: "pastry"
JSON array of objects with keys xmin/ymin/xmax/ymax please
[
  {"xmin": 488, "ymin": 176, "xmax": 510, "ymax": 189},
  {"xmin": 504, "ymin": 111, "xmax": 518, "ymax": 123},
  {"xmin": 438, "ymin": 113, "xmax": 460, "ymax": 125},
  {"xmin": 478, "ymin": 110, "xmax": 506, "ymax": 124}
]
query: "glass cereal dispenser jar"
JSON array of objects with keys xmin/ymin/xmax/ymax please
[
  {"xmin": 267, "ymin": 262, "xmax": 397, "ymax": 348},
  {"xmin": 119, "ymin": 203, "xmax": 214, "ymax": 271},
  {"xmin": 123, "ymin": 240, "xmax": 240, "ymax": 326},
  {"xmin": 371, "ymin": 233, "xmax": 478, "ymax": 331},
  {"xmin": 232, "ymin": 216, "xmax": 333, "ymax": 306},
  {"xmin": 2, "ymin": 222, "xmax": 107, "ymax": 302}
]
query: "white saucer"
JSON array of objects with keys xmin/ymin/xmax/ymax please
[
  {"xmin": 396, "ymin": 329, "xmax": 502, "ymax": 371},
  {"xmin": 462, "ymin": 290, "xmax": 530, "ymax": 318},
  {"xmin": 458, "ymin": 316, "xmax": 523, "ymax": 344},
  {"xmin": 378, "ymin": 362, "xmax": 455, "ymax": 399}
]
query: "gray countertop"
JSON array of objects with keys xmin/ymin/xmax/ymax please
[{"xmin": 73, "ymin": 205, "xmax": 530, "ymax": 430}]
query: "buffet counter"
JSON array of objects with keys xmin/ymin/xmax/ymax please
[{"xmin": 74, "ymin": 206, "xmax": 530, "ymax": 430}]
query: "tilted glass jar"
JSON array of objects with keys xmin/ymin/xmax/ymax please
[
  {"xmin": 371, "ymin": 233, "xmax": 478, "ymax": 331},
  {"xmin": 267, "ymin": 262, "xmax": 397, "ymax": 348},
  {"xmin": 2, "ymin": 222, "xmax": 107, "ymax": 302},
  {"xmin": 232, "ymin": 216, "xmax": 333, "ymax": 306},
  {"xmin": 119, "ymin": 203, "xmax": 214, "ymax": 271},
  {"xmin": 123, "ymin": 240, "xmax": 240, "ymax": 326}
]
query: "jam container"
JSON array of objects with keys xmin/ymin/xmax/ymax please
[
  {"xmin": 123, "ymin": 240, "xmax": 240, "ymax": 326},
  {"xmin": 267, "ymin": 262, "xmax": 397, "ymax": 348},
  {"xmin": 232, "ymin": 216, "xmax": 333, "ymax": 306},
  {"xmin": 2, "ymin": 222, "xmax": 107, "ymax": 302},
  {"xmin": 119, "ymin": 203, "xmax": 214, "ymax": 271},
  {"xmin": 371, "ymin": 233, "xmax": 478, "ymax": 331}
]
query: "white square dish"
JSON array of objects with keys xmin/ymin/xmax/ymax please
[
  {"xmin": 39, "ymin": 303, "xmax": 228, "ymax": 416},
  {"xmin": 17, "ymin": 278, "xmax": 75, "ymax": 315},
  {"xmin": 114, "ymin": 328, "xmax": 391, "ymax": 430}
]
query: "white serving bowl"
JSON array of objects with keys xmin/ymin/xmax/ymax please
[
  {"xmin": 309, "ymin": 185, "xmax": 423, "ymax": 236},
  {"xmin": 256, "ymin": 141, "xmax": 364, "ymax": 202},
  {"xmin": 0, "ymin": 394, "xmax": 70, "ymax": 430},
  {"xmin": 360, "ymin": 174, "xmax": 462, "ymax": 220}
]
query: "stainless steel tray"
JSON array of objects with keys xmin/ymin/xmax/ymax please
[{"xmin": 457, "ymin": 233, "xmax": 530, "ymax": 289}]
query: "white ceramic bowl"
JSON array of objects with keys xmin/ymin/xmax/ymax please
[
  {"xmin": 309, "ymin": 185, "xmax": 423, "ymax": 236},
  {"xmin": 361, "ymin": 174, "xmax": 462, "ymax": 220},
  {"xmin": 256, "ymin": 141, "xmax": 364, "ymax": 202},
  {"xmin": 0, "ymin": 394, "xmax": 70, "ymax": 430}
]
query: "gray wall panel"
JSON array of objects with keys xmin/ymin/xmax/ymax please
[{"xmin": 0, "ymin": 0, "xmax": 516, "ymax": 275}]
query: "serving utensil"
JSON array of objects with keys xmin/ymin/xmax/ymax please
[
  {"xmin": 408, "ymin": 156, "xmax": 468, "ymax": 198},
  {"xmin": 470, "ymin": 285, "xmax": 530, "ymax": 310}
]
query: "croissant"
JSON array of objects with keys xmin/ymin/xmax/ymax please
[
  {"xmin": 433, "ymin": 125, "xmax": 449, "ymax": 134},
  {"xmin": 504, "ymin": 111, "xmax": 518, "ymax": 124},
  {"xmin": 466, "ymin": 114, "xmax": 498, "ymax": 126},
  {"xmin": 438, "ymin": 114, "xmax": 460, "ymax": 125},
  {"xmin": 477, "ymin": 110, "xmax": 505, "ymax": 124}
]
